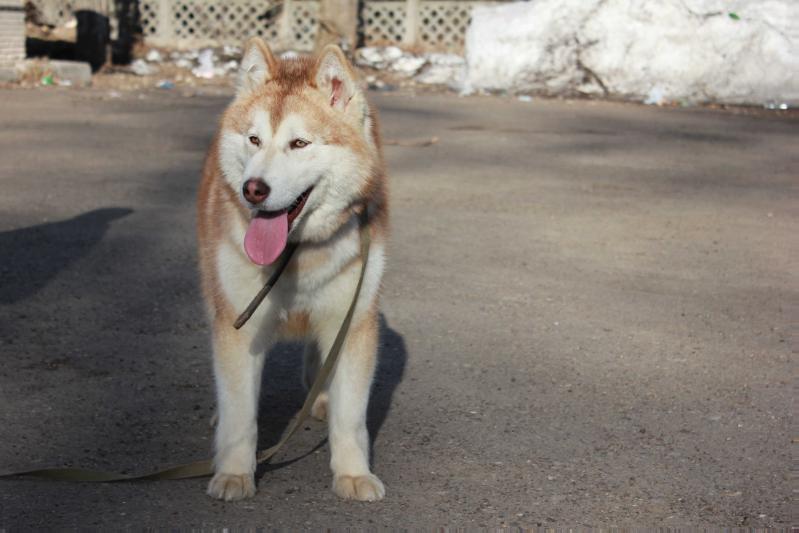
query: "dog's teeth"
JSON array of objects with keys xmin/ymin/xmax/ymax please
[{"xmin": 287, "ymin": 189, "xmax": 310, "ymax": 213}]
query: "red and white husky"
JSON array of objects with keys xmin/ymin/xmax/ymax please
[{"xmin": 196, "ymin": 38, "xmax": 389, "ymax": 501}]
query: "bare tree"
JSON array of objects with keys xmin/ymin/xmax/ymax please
[{"xmin": 314, "ymin": 0, "xmax": 358, "ymax": 52}]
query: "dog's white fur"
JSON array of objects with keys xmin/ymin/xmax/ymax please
[{"xmin": 197, "ymin": 39, "xmax": 389, "ymax": 502}]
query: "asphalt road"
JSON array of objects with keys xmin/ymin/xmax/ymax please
[{"xmin": 0, "ymin": 88, "xmax": 795, "ymax": 528}]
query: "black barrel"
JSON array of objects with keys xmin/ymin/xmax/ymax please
[{"xmin": 75, "ymin": 9, "xmax": 110, "ymax": 72}]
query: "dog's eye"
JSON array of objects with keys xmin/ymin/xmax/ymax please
[
  {"xmin": 248, "ymin": 135, "xmax": 261, "ymax": 147},
  {"xmin": 290, "ymin": 139, "xmax": 310, "ymax": 150}
]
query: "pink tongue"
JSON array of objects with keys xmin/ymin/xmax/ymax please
[{"xmin": 244, "ymin": 212, "xmax": 288, "ymax": 265}]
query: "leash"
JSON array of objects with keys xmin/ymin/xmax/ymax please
[
  {"xmin": 0, "ymin": 211, "xmax": 371, "ymax": 482},
  {"xmin": 233, "ymin": 241, "xmax": 298, "ymax": 330}
]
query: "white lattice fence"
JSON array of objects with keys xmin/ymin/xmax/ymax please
[
  {"xmin": 141, "ymin": 0, "xmax": 289, "ymax": 47},
  {"xmin": 29, "ymin": 0, "xmax": 493, "ymax": 51},
  {"xmin": 287, "ymin": 0, "xmax": 318, "ymax": 51},
  {"xmin": 419, "ymin": 1, "xmax": 473, "ymax": 49},
  {"xmin": 362, "ymin": 1, "xmax": 405, "ymax": 45},
  {"xmin": 142, "ymin": 0, "xmax": 320, "ymax": 50},
  {"xmin": 363, "ymin": 0, "xmax": 491, "ymax": 50}
]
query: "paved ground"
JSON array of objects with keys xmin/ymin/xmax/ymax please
[{"xmin": 0, "ymin": 88, "xmax": 795, "ymax": 528}]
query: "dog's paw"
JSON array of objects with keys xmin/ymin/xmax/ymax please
[
  {"xmin": 311, "ymin": 392, "xmax": 328, "ymax": 422},
  {"xmin": 207, "ymin": 472, "xmax": 256, "ymax": 501},
  {"xmin": 332, "ymin": 473, "xmax": 385, "ymax": 501}
]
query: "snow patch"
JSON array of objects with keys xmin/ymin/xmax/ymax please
[
  {"xmin": 356, "ymin": 46, "xmax": 467, "ymax": 86},
  {"xmin": 463, "ymin": 0, "xmax": 799, "ymax": 105}
]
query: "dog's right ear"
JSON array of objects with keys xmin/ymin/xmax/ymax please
[
  {"xmin": 314, "ymin": 45, "xmax": 360, "ymax": 111},
  {"xmin": 237, "ymin": 37, "xmax": 278, "ymax": 95}
]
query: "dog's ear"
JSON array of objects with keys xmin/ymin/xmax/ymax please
[
  {"xmin": 314, "ymin": 45, "xmax": 360, "ymax": 111},
  {"xmin": 238, "ymin": 37, "xmax": 278, "ymax": 95}
]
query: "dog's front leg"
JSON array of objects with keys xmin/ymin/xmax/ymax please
[
  {"xmin": 316, "ymin": 309, "xmax": 385, "ymax": 501},
  {"xmin": 206, "ymin": 323, "xmax": 265, "ymax": 501}
]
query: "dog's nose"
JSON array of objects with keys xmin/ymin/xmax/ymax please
[{"xmin": 243, "ymin": 178, "xmax": 270, "ymax": 204}]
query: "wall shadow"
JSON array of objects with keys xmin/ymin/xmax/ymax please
[
  {"xmin": 0, "ymin": 208, "xmax": 133, "ymax": 305},
  {"xmin": 255, "ymin": 313, "xmax": 407, "ymax": 476}
]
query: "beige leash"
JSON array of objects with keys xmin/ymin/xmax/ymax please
[{"xmin": 0, "ymin": 211, "xmax": 371, "ymax": 482}]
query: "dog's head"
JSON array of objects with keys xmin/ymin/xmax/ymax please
[{"xmin": 218, "ymin": 38, "xmax": 381, "ymax": 265}]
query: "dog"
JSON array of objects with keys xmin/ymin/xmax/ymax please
[{"xmin": 196, "ymin": 38, "xmax": 389, "ymax": 502}]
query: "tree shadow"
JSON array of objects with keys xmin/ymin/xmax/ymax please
[
  {"xmin": 0, "ymin": 208, "xmax": 133, "ymax": 305},
  {"xmin": 254, "ymin": 313, "xmax": 406, "ymax": 477}
]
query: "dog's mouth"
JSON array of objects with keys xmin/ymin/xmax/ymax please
[
  {"xmin": 244, "ymin": 187, "xmax": 313, "ymax": 266},
  {"xmin": 284, "ymin": 186, "xmax": 313, "ymax": 227}
]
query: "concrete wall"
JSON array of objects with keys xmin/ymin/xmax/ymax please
[{"xmin": 0, "ymin": 0, "xmax": 24, "ymax": 67}]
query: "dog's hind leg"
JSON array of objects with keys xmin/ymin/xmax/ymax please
[
  {"xmin": 303, "ymin": 340, "xmax": 329, "ymax": 421},
  {"xmin": 206, "ymin": 322, "xmax": 266, "ymax": 501}
]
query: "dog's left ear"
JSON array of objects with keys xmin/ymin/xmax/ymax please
[
  {"xmin": 238, "ymin": 37, "xmax": 278, "ymax": 95},
  {"xmin": 314, "ymin": 45, "xmax": 360, "ymax": 111}
]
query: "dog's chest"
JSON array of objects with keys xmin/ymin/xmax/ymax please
[
  {"xmin": 217, "ymin": 218, "xmax": 361, "ymax": 327},
  {"xmin": 285, "ymin": 225, "xmax": 361, "ymax": 304}
]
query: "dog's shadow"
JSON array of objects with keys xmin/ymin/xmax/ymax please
[
  {"xmin": 255, "ymin": 314, "xmax": 406, "ymax": 476},
  {"xmin": 0, "ymin": 208, "xmax": 133, "ymax": 305}
]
